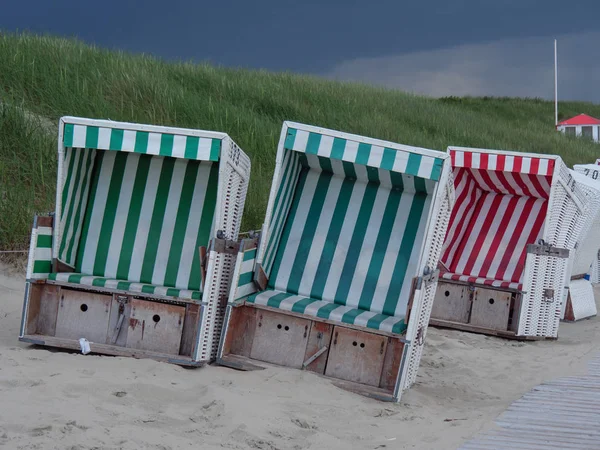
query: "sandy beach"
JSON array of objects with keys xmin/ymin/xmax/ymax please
[{"xmin": 1, "ymin": 262, "xmax": 598, "ymax": 450}]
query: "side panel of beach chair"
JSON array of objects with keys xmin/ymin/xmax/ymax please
[
  {"xmin": 20, "ymin": 117, "xmax": 250, "ymax": 364},
  {"xmin": 219, "ymin": 122, "xmax": 453, "ymax": 401},
  {"xmin": 432, "ymin": 148, "xmax": 594, "ymax": 339}
]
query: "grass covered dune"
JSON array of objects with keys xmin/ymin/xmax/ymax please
[{"xmin": 1, "ymin": 32, "xmax": 600, "ymax": 250}]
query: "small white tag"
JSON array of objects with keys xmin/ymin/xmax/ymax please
[{"xmin": 79, "ymin": 338, "xmax": 91, "ymax": 355}]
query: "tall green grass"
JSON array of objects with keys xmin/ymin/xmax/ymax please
[{"xmin": 1, "ymin": 32, "xmax": 599, "ymax": 250}]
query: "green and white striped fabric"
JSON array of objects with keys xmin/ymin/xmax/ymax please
[
  {"xmin": 48, "ymin": 273, "xmax": 201, "ymax": 300},
  {"xmin": 247, "ymin": 289, "xmax": 407, "ymax": 334},
  {"xmin": 63, "ymin": 123, "xmax": 221, "ymax": 161},
  {"xmin": 233, "ymin": 248, "xmax": 258, "ymax": 301},
  {"xmin": 285, "ymin": 128, "xmax": 444, "ymax": 181},
  {"xmin": 27, "ymin": 222, "xmax": 53, "ymax": 279},
  {"xmin": 70, "ymin": 150, "xmax": 218, "ymax": 292},
  {"xmin": 267, "ymin": 165, "xmax": 431, "ymax": 318},
  {"xmin": 58, "ymin": 148, "xmax": 97, "ymax": 267}
]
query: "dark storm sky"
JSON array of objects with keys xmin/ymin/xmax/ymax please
[{"xmin": 2, "ymin": 0, "xmax": 599, "ymax": 101}]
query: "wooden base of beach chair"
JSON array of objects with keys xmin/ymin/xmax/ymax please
[
  {"xmin": 429, "ymin": 281, "xmax": 541, "ymax": 339},
  {"xmin": 219, "ymin": 303, "xmax": 406, "ymax": 400},
  {"xmin": 20, "ymin": 281, "xmax": 205, "ymax": 365}
]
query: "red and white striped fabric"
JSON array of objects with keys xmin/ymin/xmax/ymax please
[{"xmin": 441, "ymin": 149, "xmax": 554, "ymax": 287}]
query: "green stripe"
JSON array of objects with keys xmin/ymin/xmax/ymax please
[
  {"xmin": 286, "ymin": 171, "xmax": 331, "ymax": 294},
  {"xmin": 392, "ymin": 321, "xmax": 407, "ymax": 334},
  {"xmin": 160, "ymin": 133, "xmax": 174, "ymax": 156},
  {"xmin": 406, "ymin": 153, "xmax": 422, "ymax": 177},
  {"xmin": 414, "ymin": 177, "xmax": 427, "ymax": 194},
  {"xmin": 37, "ymin": 234, "xmax": 52, "ymax": 248},
  {"xmin": 32, "ymin": 261, "xmax": 51, "ymax": 274},
  {"xmin": 67, "ymin": 274, "xmax": 83, "ymax": 284},
  {"xmin": 209, "ymin": 139, "xmax": 220, "ymax": 161},
  {"xmin": 291, "ymin": 297, "xmax": 319, "ymax": 314},
  {"xmin": 140, "ymin": 157, "xmax": 176, "ymax": 284},
  {"xmin": 65, "ymin": 150, "xmax": 95, "ymax": 264},
  {"xmin": 268, "ymin": 167, "xmax": 308, "ymax": 287},
  {"xmin": 341, "ymin": 308, "xmax": 364, "ymax": 326},
  {"xmin": 239, "ymin": 272, "xmax": 253, "ymax": 285},
  {"xmin": 366, "ymin": 166, "xmax": 379, "ymax": 183},
  {"xmin": 331, "ymin": 138, "xmax": 346, "ymax": 160},
  {"xmin": 334, "ymin": 182, "xmax": 378, "ymax": 305},
  {"xmin": 166, "ymin": 288, "xmax": 180, "ymax": 297},
  {"xmin": 92, "ymin": 278, "xmax": 108, "ymax": 287},
  {"xmin": 305, "ymin": 133, "xmax": 321, "ymax": 155},
  {"xmin": 243, "ymin": 249, "xmax": 257, "ymax": 261},
  {"xmin": 310, "ymin": 177, "xmax": 354, "ymax": 300},
  {"xmin": 59, "ymin": 150, "xmax": 86, "ymax": 258},
  {"xmin": 316, "ymin": 302, "xmax": 341, "ymax": 320},
  {"xmin": 355, "ymin": 143, "xmax": 371, "ymax": 165},
  {"xmin": 381, "ymin": 148, "xmax": 396, "ymax": 170},
  {"xmin": 75, "ymin": 151, "xmax": 103, "ymax": 270},
  {"xmin": 47, "ymin": 273, "xmax": 57, "ymax": 280},
  {"xmin": 134, "ymin": 131, "xmax": 149, "ymax": 154},
  {"xmin": 164, "ymin": 160, "xmax": 198, "ymax": 287},
  {"xmin": 430, "ymin": 159, "xmax": 443, "ymax": 181},
  {"xmin": 382, "ymin": 194, "xmax": 427, "ymax": 316},
  {"xmin": 318, "ymin": 156, "xmax": 333, "ymax": 172},
  {"xmin": 63, "ymin": 123, "xmax": 74, "ymax": 146},
  {"xmin": 284, "ymin": 128, "xmax": 297, "ymax": 149},
  {"xmin": 60, "ymin": 149, "xmax": 77, "ymax": 217},
  {"xmin": 85, "ymin": 126, "xmax": 99, "ymax": 149},
  {"xmin": 93, "ymin": 152, "xmax": 128, "ymax": 276},
  {"xmin": 109, "ymin": 129, "xmax": 124, "ymax": 151},
  {"xmin": 390, "ymin": 172, "xmax": 404, "ymax": 189},
  {"xmin": 192, "ymin": 291, "xmax": 202, "ymax": 300},
  {"xmin": 117, "ymin": 281, "xmax": 131, "ymax": 290},
  {"xmin": 116, "ymin": 154, "xmax": 151, "ymax": 280},
  {"xmin": 366, "ymin": 314, "xmax": 389, "ymax": 330},
  {"xmin": 266, "ymin": 292, "xmax": 294, "ymax": 308},
  {"xmin": 142, "ymin": 285, "xmax": 156, "ymax": 295},
  {"xmin": 264, "ymin": 152, "xmax": 299, "ymax": 273},
  {"xmin": 358, "ymin": 189, "xmax": 402, "ymax": 311},
  {"xmin": 342, "ymin": 161, "xmax": 356, "ymax": 178},
  {"xmin": 184, "ymin": 136, "xmax": 199, "ymax": 159},
  {"xmin": 188, "ymin": 162, "xmax": 219, "ymax": 290}
]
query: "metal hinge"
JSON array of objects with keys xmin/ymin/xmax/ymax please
[
  {"xmin": 415, "ymin": 267, "xmax": 440, "ymax": 289},
  {"xmin": 543, "ymin": 288, "xmax": 555, "ymax": 302},
  {"xmin": 415, "ymin": 326, "xmax": 425, "ymax": 346},
  {"xmin": 527, "ymin": 240, "xmax": 569, "ymax": 259},
  {"xmin": 212, "ymin": 236, "xmax": 240, "ymax": 255}
]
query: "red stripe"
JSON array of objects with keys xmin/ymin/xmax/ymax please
[
  {"xmin": 510, "ymin": 201, "xmax": 547, "ymax": 281},
  {"xmin": 477, "ymin": 195, "xmax": 520, "ymax": 278},
  {"xmin": 513, "ymin": 156, "xmax": 523, "ymax": 172},
  {"xmin": 450, "ymin": 150, "xmax": 456, "ymax": 166},
  {"xmin": 510, "ymin": 172, "xmax": 536, "ymax": 198},
  {"xmin": 464, "ymin": 151, "xmax": 472, "ymax": 168},
  {"xmin": 548, "ymin": 159, "xmax": 556, "ymax": 173},
  {"xmin": 480, "ymin": 153, "xmax": 489, "ymax": 170},
  {"xmin": 496, "ymin": 154, "xmax": 506, "ymax": 172},
  {"xmin": 461, "ymin": 194, "xmax": 504, "ymax": 275},
  {"xmin": 442, "ymin": 170, "xmax": 477, "ymax": 263},
  {"xmin": 495, "ymin": 171, "xmax": 520, "ymax": 196},
  {"xmin": 528, "ymin": 174, "xmax": 550, "ymax": 199},
  {"xmin": 530, "ymin": 158, "xmax": 540, "ymax": 175},
  {"xmin": 448, "ymin": 190, "xmax": 486, "ymax": 274}
]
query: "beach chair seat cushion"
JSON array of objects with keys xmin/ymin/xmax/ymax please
[
  {"xmin": 247, "ymin": 289, "xmax": 407, "ymax": 334},
  {"xmin": 48, "ymin": 273, "xmax": 202, "ymax": 300},
  {"xmin": 441, "ymin": 272, "xmax": 522, "ymax": 291}
]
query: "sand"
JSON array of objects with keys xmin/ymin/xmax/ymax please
[{"xmin": 1, "ymin": 263, "xmax": 598, "ymax": 450}]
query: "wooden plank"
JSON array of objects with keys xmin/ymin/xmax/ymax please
[
  {"xmin": 380, "ymin": 337, "xmax": 404, "ymax": 391},
  {"xmin": 19, "ymin": 334, "xmax": 204, "ymax": 367},
  {"xmin": 180, "ymin": 303, "xmax": 201, "ymax": 357},
  {"xmin": 55, "ymin": 289, "xmax": 112, "ymax": 343},
  {"xmin": 24, "ymin": 283, "xmax": 42, "ymax": 335},
  {"xmin": 54, "ymin": 259, "xmax": 75, "ymax": 273},
  {"xmin": 431, "ymin": 282, "xmax": 471, "ymax": 323},
  {"xmin": 217, "ymin": 354, "xmax": 266, "ymax": 371},
  {"xmin": 126, "ymin": 299, "xmax": 185, "ymax": 354},
  {"xmin": 429, "ymin": 318, "xmax": 556, "ymax": 341},
  {"xmin": 107, "ymin": 295, "xmax": 132, "ymax": 347},
  {"xmin": 331, "ymin": 379, "xmax": 396, "ymax": 402},
  {"xmin": 255, "ymin": 265, "xmax": 268, "ymax": 291},
  {"xmin": 564, "ymin": 293, "xmax": 576, "ymax": 322},
  {"xmin": 36, "ymin": 216, "xmax": 53, "ymax": 227},
  {"xmin": 250, "ymin": 309, "xmax": 311, "ymax": 369},
  {"xmin": 508, "ymin": 293, "xmax": 523, "ymax": 332},
  {"xmin": 36, "ymin": 284, "xmax": 61, "ymax": 336},
  {"xmin": 325, "ymin": 326, "xmax": 387, "ymax": 387},
  {"xmin": 470, "ymin": 287, "xmax": 511, "ymax": 331},
  {"xmin": 223, "ymin": 305, "xmax": 257, "ymax": 358},
  {"xmin": 303, "ymin": 321, "xmax": 332, "ymax": 374}
]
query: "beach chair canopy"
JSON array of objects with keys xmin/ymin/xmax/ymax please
[
  {"xmin": 441, "ymin": 148, "xmax": 560, "ymax": 290},
  {"xmin": 31, "ymin": 117, "xmax": 250, "ymax": 302}
]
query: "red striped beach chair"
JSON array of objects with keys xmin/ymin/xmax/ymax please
[
  {"xmin": 431, "ymin": 147, "xmax": 599, "ymax": 338},
  {"xmin": 21, "ymin": 117, "xmax": 250, "ymax": 364},
  {"xmin": 218, "ymin": 122, "xmax": 454, "ymax": 401}
]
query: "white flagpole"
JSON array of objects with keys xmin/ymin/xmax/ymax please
[{"xmin": 554, "ymin": 39, "xmax": 558, "ymax": 126}]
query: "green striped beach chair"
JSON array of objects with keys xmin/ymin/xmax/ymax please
[
  {"xmin": 20, "ymin": 117, "xmax": 250, "ymax": 365},
  {"xmin": 218, "ymin": 122, "xmax": 454, "ymax": 401}
]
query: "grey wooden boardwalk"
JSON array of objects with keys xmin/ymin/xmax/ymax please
[{"xmin": 460, "ymin": 355, "xmax": 600, "ymax": 449}]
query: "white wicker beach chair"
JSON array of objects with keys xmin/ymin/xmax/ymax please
[
  {"xmin": 21, "ymin": 117, "xmax": 250, "ymax": 364},
  {"xmin": 218, "ymin": 122, "xmax": 454, "ymax": 401}
]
